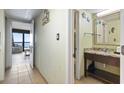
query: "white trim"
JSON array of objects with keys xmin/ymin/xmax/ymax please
[
  {"xmin": 120, "ymin": 10, "xmax": 124, "ymax": 84},
  {"xmin": 66, "ymin": 10, "xmax": 74, "ymax": 84},
  {"xmin": 5, "ymin": 19, "xmax": 12, "ymax": 69},
  {"xmin": 0, "ymin": 10, "xmax": 5, "ymax": 81},
  {"xmin": 30, "ymin": 20, "xmax": 34, "ymax": 68},
  {"xmin": 75, "ymin": 10, "xmax": 81, "ymax": 80}
]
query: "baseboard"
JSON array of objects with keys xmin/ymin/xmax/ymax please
[{"xmin": 34, "ymin": 66, "xmax": 48, "ymax": 84}]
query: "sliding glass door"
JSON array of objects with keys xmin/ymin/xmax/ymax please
[
  {"xmin": 12, "ymin": 32, "xmax": 23, "ymax": 47},
  {"xmin": 12, "ymin": 31, "xmax": 30, "ymax": 51},
  {"xmin": 24, "ymin": 33, "xmax": 30, "ymax": 49}
]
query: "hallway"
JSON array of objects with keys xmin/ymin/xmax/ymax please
[{"xmin": 1, "ymin": 53, "xmax": 47, "ymax": 84}]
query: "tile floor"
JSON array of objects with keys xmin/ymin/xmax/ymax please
[
  {"xmin": 2, "ymin": 63, "xmax": 47, "ymax": 84},
  {"xmin": 75, "ymin": 76, "xmax": 103, "ymax": 84},
  {"xmin": 74, "ymin": 61, "xmax": 103, "ymax": 84},
  {"xmin": 0, "ymin": 52, "xmax": 103, "ymax": 84},
  {"xmin": 0, "ymin": 52, "xmax": 47, "ymax": 84},
  {"xmin": 12, "ymin": 52, "xmax": 31, "ymax": 64}
]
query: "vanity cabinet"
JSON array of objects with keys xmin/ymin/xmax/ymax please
[{"xmin": 84, "ymin": 52, "xmax": 120, "ymax": 84}]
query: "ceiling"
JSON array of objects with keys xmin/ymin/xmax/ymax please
[
  {"xmin": 85, "ymin": 9, "xmax": 106, "ymax": 14},
  {"xmin": 5, "ymin": 9, "xmax": 42, "ymax": 22},
  {"xmin": 5, "ymin": 9, "xmax": 106, "ymax": 22},
  {"xmin": 98, "ymin": 12, "xmax": 120, "ymax": 21}
]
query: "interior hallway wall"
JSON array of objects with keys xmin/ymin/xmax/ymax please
[
  {"xmin": 5, "ymin": 19, "xmax": 12, "ymax": 69},
  {"xmin": 12, "ymin": 21, "xmax": 31, "ymax": 30},
  {"xmin": 0, "ymin": 9, "xmax": 5, "ymax": 81},
  {"xmin": 78, "ymin": 10, "xmax": 93, "ymax": 77},
  {"xmin": 35, "ymin": 10, "xmax": 69, "ymax": 83}
]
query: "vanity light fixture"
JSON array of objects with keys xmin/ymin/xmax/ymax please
[
  {"xmin": 87, "ymin": 17, "xmax": 90, "ymax": 22},
  {"xmin": 97, "ymin": 9, "xmax": 120, "ymax": 17}
]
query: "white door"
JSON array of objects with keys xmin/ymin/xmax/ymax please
[
  {"xmin": 30, "ymin": 20, "xmax": 34, "ymax": 68},
  {"xmin": 73, "ymin": 10, "xmax": 80, "ymax": 80},
  {"xmin": 120, "ymin": 10, "xmax": 124, "ymax": 83}
]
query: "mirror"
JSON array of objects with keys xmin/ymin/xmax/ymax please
[{"xmin": 94, "ymin": 10, "xmax": 120, "ymax": 45}]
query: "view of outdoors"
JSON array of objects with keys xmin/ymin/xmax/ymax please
[
  {"xmin": 12, "ymin": 32, "xmax": 30, "ymax": 49},
  {"xmin": 24, "ymin": 33, "xmax": 30, "ymax": 48}
]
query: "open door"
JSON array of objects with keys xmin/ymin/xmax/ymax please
[
  {"xmin": 30, "ymin": 20, "xmax": 34, "ymax": 68},
  {"xmin": 75, "ymin": 10, "xmax": 80, "ymax": 80},
  {"xmin": 73, "ymin": 10, "xmax": 80, "ymax": 80}
]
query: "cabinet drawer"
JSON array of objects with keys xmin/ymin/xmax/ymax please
[
  {"xmin": 84, "ymin": 53, "xmax": 93, "ymax": 60},
  {"xmin": 84, "ymin": 53, "xmax": 120, "ymax": 67},
  {"xmin": 106, "ymin": 57, "xmax": 120, "ymax": 67}
]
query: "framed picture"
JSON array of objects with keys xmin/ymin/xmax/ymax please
[{"xmin": 42, "ymin": 9, "xmax": 49, "ymax": 25}]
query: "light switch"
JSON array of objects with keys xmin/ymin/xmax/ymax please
[{"xmin": 56, "ymin": 33, "xmax": 60, "ymax": 40}]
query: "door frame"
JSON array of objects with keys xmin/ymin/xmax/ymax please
[
  {"xmin": 72, "ymin": 9, "xmax": 80, "ymax": 80},
  {"xmin": 67, "ymin": 9, "xmax": 80, "ymax": 84},
  {"xmin": 30, "ymin": 20, "xmax": 34, "ymax": 68},
  {"xmin": 74, "ymin": 10, "xmax": 80, "ymax": 80},
  {"xmin": 120, "ymin": 10, "xmax": 124, "ymax": 83},
  {"xmin": 5, "ymin": 19, "xmax": 34, "ymax": 69},
  {"xmin": 66, "ymin": 10, "xmax": 74, "ymax": 83}
]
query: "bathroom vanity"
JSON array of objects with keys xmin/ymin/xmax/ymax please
[{"xmin": 84, "ymin": 50, "xmax": 120, "ymax": 84}]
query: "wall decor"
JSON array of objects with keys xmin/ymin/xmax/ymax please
[
  {"xmin": 111, "ymin": 27, "xmax": 115, "ymax": 33},
  {"xmin": 42, "ymin": 9, "xmax": 49, "ymax": 25},
  {"xmin": 82, "ymin": 12, "xmax": 86, "ymax": 18},
  {"xmin": 114, "ymin": 38, "xmax": 116, "ymax": 42},
  {"xmin": 87, "ymin": 17, "xmax": 90, "ymax": 22},
  {"xmin": 82, "ymin": 12, "xmax": 90, "ymax": 22}
]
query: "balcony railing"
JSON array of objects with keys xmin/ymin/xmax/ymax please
[{"xmin": 13, "ymin": 42, "xmax": 30, "ymax": 50}]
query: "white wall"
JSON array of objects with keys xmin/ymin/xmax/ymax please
[
  {"xmin": 12, "ymin": 21, "xmax": 31, "ymax": 30},
  {"xmin": 35, "ymin": 10, "xmax": 70, "ymax": 83},
  {"xmin": 120, "ymin": 10, "xmax": 124, "ymax": 83},
  {"xmin": 0, "ymin": 9, "xmax": 5, "ymax": 81},
  {"xmin": 5, "ymin": 19, "xmax": 12, "ymax": 69},
  {"xmin": 79, "ymin": 10, "xmax": 93, "ymax": 77}
]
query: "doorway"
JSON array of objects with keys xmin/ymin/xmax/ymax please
[
  {"xmin": 3, "ymin": 20, "xmax": 41, "ymax": 84},
  {"xmin": 12, "ymin": 28, "xmax": 30, "ymax": 65},
  {"xmin": 2, "ymin": 20, "xmax": 47, "ymax": 84},
  {"xmin": 72, "ymin": 10, "xmax": 80, "ymax": 82}
]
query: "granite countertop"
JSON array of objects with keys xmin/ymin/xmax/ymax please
[{"xmin": 84, "ymin": 50, "xmax": 120, "ymax": 58}]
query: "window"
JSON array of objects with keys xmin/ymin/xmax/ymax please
[
  {"xmin": 12, "ymin": 29, "xmax": 30, "ymax": 51},
  {"xmin": 24, "ymin": 33, "xmax": 30, "ymax": 49},
  {"xmin": 12, "ymin": 32, "xmax": 23, "ymax": 47}
]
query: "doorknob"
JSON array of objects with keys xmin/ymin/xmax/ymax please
[{"xmin": 121, "ymin": 45, "xmax": 124, "ymax": 55}]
